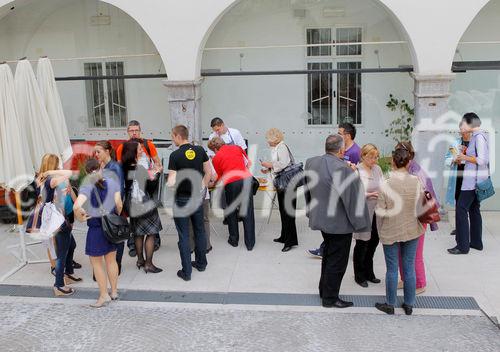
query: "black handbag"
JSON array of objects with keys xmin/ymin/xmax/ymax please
[
  {"xmin": 93, "ymin": 188, "xmax": 132, "ymax": 244},
  {"xmin": 273, "ymin": 144, "xmax": 305, "ymax": 192}
]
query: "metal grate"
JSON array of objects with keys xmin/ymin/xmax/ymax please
[{"xmin": 0, "ymin": 284, "xmax": 480, "ymax": 310}]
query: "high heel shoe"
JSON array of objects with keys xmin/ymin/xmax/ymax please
[
  {"xmin": 90, "ymin": 295, "xmax": 111, "ymax": 308},
  {"xmin": 53, "ymin": 286, "xmax": 74, "ymax": 297},
  {"xmin": 64, "ymin": 274, "xmax": 83, "ymax": 285},
  {"xmin": 143, "ymin": 265, "xmax": 163, "ymax": 274},
  {"xmin": 136, "ymin": 260, "xmax": 145, "ymax": 270}
]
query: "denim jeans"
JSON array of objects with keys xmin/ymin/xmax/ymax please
[
  {"xmin": 455, "ymin": 190, "xmax": 483, "ymax": 252},
  {"xmin": 54, "ymin": 227, "xmax": 75, "ymax": 287},
  {"xmin": 173, "ymin": 197, "xmax": 208, "ymax": 277},
  {"xmin": 383, "ymin": 237, "xmax": 419, "ymax": 307}
]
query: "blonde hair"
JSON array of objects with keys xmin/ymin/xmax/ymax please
[
  {"xmin": 38, "ymin": 154, "xmax": 60, "ymax": 175},
  {"xmin": 208, "ymin": 137, "xmax": 226, "ymax": 152},
  {"xmin": 361, "ymin": 144, "xmax": 379, "ymax": 160},
  {"xmin": 265, "ymin": 128, "xmax": 284, "ymax": 145}
]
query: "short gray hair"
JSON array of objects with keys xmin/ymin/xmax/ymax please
[{"xmin": 325, "ymin": 134, "xmax": 344, "ymax": 154}]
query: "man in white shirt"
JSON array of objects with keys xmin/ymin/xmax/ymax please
[{"xmin": 208, "ymin": 117, "xmax": 247, "ymax": 157}]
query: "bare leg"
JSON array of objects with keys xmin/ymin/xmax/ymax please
[
  {"xmin": 89, "ymin": 256, "xmax": 110, "ymax": 306},
  {"xmin": 104, "ymin": 251, "xmax": 119, "ymax": 298}
]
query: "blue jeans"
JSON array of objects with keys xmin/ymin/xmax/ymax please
[
  {"xmin": 383, "ymin": 238, "xmax": 419, "ymax": 307},
  {"xmin": 455, "ymin": 190, "xmax": 483, "ymax": 252},
  {"xmin": 54, "ymin": 227, "xmax": 75, "ymax": 287},
  {"xmin": 173, "ymin": 197, "xmax": 208, "ymax": 277}
]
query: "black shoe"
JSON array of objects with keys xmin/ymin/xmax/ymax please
[
  {"xmin": 470, "ymin": 245, "xmax": 483, "ymax": 251},
  {"xmin": 246, "ymin": 245, "xmax": 254, "ymax": 251},
  {"xmin": 72, "ymin": 261, "xmax": 82, "ymax": 269},
  {"xmin": 191, "ymin": 261, "xmax": 206, "ymax": 272},
  {"xmin": 128, "ymin": 248, "xmax": 137, "ymax": 257},
  {"xmin": 375, "ymin": 302, "xmax": 395, "ymax": 315},
  {"xmin": 402, "ymin": 303, "xmax": 413, "ymax": 316},
  {"xmin": 367, "ymin": 277, "xmax": 381, "ymax": 284},
  {"xmin": 228, "ymin": 240, "xmax": 238, "ymax": 247},
  {"xmin": 322, "ymin": 298, "xmax": 354, "ymax": 309},
  {"xmin": 206, "ymin": 246, "xmax": 213, "ymax": 254},
  {"xmin": 273, "ymin": 237, "xmax": 285, "ymax": 243},
  {"xmin": 450, "ymin": 229, "xmax": 456, "ymax": 236},
  {"xmin": 282, "ymin": 246, "xmax": 293, "ymax": 252},
  {"xmin": 144, "ymin": 265, "xmax": 163, "ymax": 274},
  {"xmin": 447, "ymin": 247, "xmax": 468, "ymax": 255},
  {"xmin": 355, "ymin": 279, "xmax": 369, "ymax": 288},
  {"xmin": 177, "ymin": 270, "xmax": 191, "ymax": 281}
]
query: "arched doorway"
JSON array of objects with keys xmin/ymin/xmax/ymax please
[
  {"xmin": 0, "ymin": 0, "xmax": 171, "ymax": 141},
  {"xmin": 200, "ymin": 0, "xmax": 416, "ymax": 164},
  {"xmin": 449, "ymin": 0, "xmax": 500, "ymax": 210}
]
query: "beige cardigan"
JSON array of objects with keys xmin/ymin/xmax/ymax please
[{"xmin": 376, "ymin": 171, "xmax": 425, "ymax": 245}]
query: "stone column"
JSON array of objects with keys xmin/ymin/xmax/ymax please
[
  {"xmin": 163, "ymin": 79, "xmax": 203, "ymax": 144},
  {"xmin": 411, "ymin": 73, "xmax": 456, "ymax": 212}
]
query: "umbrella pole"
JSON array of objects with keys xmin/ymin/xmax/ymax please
[{"xmin": 0, "ymin": 192, "xmax": 28, "ymax": 282}]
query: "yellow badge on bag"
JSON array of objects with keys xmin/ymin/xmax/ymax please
[{"xmin": 185, "ymin": 149, "xmax": 196, "ymax": 160}]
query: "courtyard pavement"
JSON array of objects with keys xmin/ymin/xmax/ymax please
[{"xmin": 0, "ymin": 210, "xmax": 499, "ymax": 350}]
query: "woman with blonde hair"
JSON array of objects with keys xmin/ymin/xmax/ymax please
[
  {"xmin": 260, "ymin": 128, "xmax": 298, "ymax": 252},
  {"xmin": 27, "ymin": 153, "xmax": 80, "ymax": 296},
  {"xmin": 353, "ymin": 144, "xmax": 383, "ymax": 288}
]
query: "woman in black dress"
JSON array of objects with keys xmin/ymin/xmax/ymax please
[{"xmin": 121, "ymin": 140, "xmax": 163, "ymax": 273}]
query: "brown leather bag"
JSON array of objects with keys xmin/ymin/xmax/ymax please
[{"xmin": 418, "ymin": 191, "xmax": 441, "ymax": 224}]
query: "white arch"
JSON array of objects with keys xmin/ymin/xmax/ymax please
[{"xmin": 0, "ymin": 0, "xmax": 170, "ymax": 75}]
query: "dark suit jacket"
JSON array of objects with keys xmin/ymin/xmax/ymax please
[{"xmin": 304, "ymin": 153, "xmax": 371, "ymax": 235}]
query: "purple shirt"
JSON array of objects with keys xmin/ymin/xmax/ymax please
[
  {"xmin": 462, "ymin": 131, "xmax": 489, "ymax": 191},
  {"xmin": 408, "ymin": 160, "xmax": 440, "ymax": 231},
  {"xmin": 344, "ymin": 142, "xmax": 361, "ymax": 164}
]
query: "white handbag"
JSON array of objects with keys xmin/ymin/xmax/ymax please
[{"xmin": 28, "ymin": 202, "xmax": 65, "ymax": 241}]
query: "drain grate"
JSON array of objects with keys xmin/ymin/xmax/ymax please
[{"xmin": 0, "ymin": 284, "xmax": 480, "ymax": 310}]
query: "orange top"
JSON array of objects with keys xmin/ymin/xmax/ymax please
[{"xmin": 116, "ymin": 140, "xmax": 158, "ymax": 162}]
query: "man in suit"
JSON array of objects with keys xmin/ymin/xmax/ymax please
[{"xmin": 305, "ymin": 134, "xmax": 371, "ymax": 308}]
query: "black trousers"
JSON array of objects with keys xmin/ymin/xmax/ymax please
[
  {"xmin": 353, "ymin": 215, "xmax": 380, "ymax": 282},
  {"xmin": 455, "ymin": 190, "xmax": 483, "ymax": 252},
  {"xmin": 277, "ymin": 190, "xmax": 298, "ymax": 247},
  {"xmin": 224, "ymin": 178, "xmax": 256, "ymax": 249},
  {"xmin": 319, "ymin": 232, "xmax": 352, "ymax": 301}
]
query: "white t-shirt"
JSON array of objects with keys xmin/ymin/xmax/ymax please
[{"xmin": 207, "ymin": 127, "xmax": 247, "ymax": 157}]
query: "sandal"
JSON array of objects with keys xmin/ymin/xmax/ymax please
[
  {"xmin": 64, "ymin": 274, "xmax": 83, "ymax": 285},
  {"xmin": 53, "ymin": 286, "xmax": 75, "ymax": 297},
  {"xmin": 90, "ymin": 295, "xmax": 111, "ymax": 308}
]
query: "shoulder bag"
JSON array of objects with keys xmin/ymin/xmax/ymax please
[
  {"xmin": 474, "ymin": 135, "xmax": 495, "ymax": 202},
  {"xmin": 273, "ymin": 144, "xmax": 304, "ymax": 192},
  {"xmin": 93, "ymin": 188, "xmax": 132, "ymax": 244}
]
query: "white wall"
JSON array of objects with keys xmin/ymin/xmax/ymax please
[
  {"xmin": 0, "ymin": 0, "xmax": 171, "ymax": 141},
  {"xmin": 201, "ymin": 0, "xmax": 413, "ymax": 162}
]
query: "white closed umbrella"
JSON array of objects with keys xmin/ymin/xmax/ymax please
[
  {"xmin": 0, "ymin": 63, "xmax": 34, "ymax": 191},
  {"xmin": 15, "ymin": 59, "xmax": 60, "ymax": 170},
  {"xmin": 37, "ymin": 58, "xmax": 73, "ymax": 163}
]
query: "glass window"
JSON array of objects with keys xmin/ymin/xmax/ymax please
[
  {"xmin": 307, "ymin": 62, "xmax": 333, "ymax": 125},
  {"xmin": 307, "ymin": 28, "xmax": 332, "ymax": 57},
  {"xmin": 336, "ymin": 27, "xmax": 362, "ymax": 56},
  {"xmin": 84, "ymin": 61, "xmax": 127, "ymax": 129},
  {"xmin": 337, "ymin": 61, "xmax": 362, "ymax": 124}
]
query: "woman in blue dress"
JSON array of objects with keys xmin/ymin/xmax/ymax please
[{"xmin": 73, "ymin": 159, "xmax": 123, "ymax": 308}]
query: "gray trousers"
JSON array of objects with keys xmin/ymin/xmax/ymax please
[{"xmin": 189, "ymin": 199, "xmax": 212, "ymax": 250}]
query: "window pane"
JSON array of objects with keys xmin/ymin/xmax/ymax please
[
  {"xmin": 337, "ymin": 61, "xmax": 361, "ymax": 124},
  {"xmin": 307, "ymin": 28, "xmax": 331, "ymax": 57},
  {"xmin": 105, "ymin": 61, "xmax": 127, "ymax": 128},
  {"xmin": 308, "ymin": 62, "xmax": 332, "ymax": 125},
  {"xmin": 336, "ymin": 28, "xmax": 362, "ymax": 56},
  {"xmin": 84, "ymin": 62, "xmax": 106, "ymax": 128}
]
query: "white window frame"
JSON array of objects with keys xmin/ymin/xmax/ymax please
[
  {"xmin": 84, "ymin": 61, "xmax": 128, "ymax": 130},
  {"xmin": 305, "ymin": 25, "xmax": 364, "ymax": 127}
]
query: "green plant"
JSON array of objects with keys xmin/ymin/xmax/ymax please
[
  {"xmin": 385, "ymin": 94, "xmax": 414, "ymax": 142},
  {"xmin": 377, "ymin": 156, "xmax": 392, "ymax": 176}
]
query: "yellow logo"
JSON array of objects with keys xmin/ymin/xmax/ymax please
[{"xmin": 185, "ymin": 149, "xmax": 196, "ymax": 160}]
